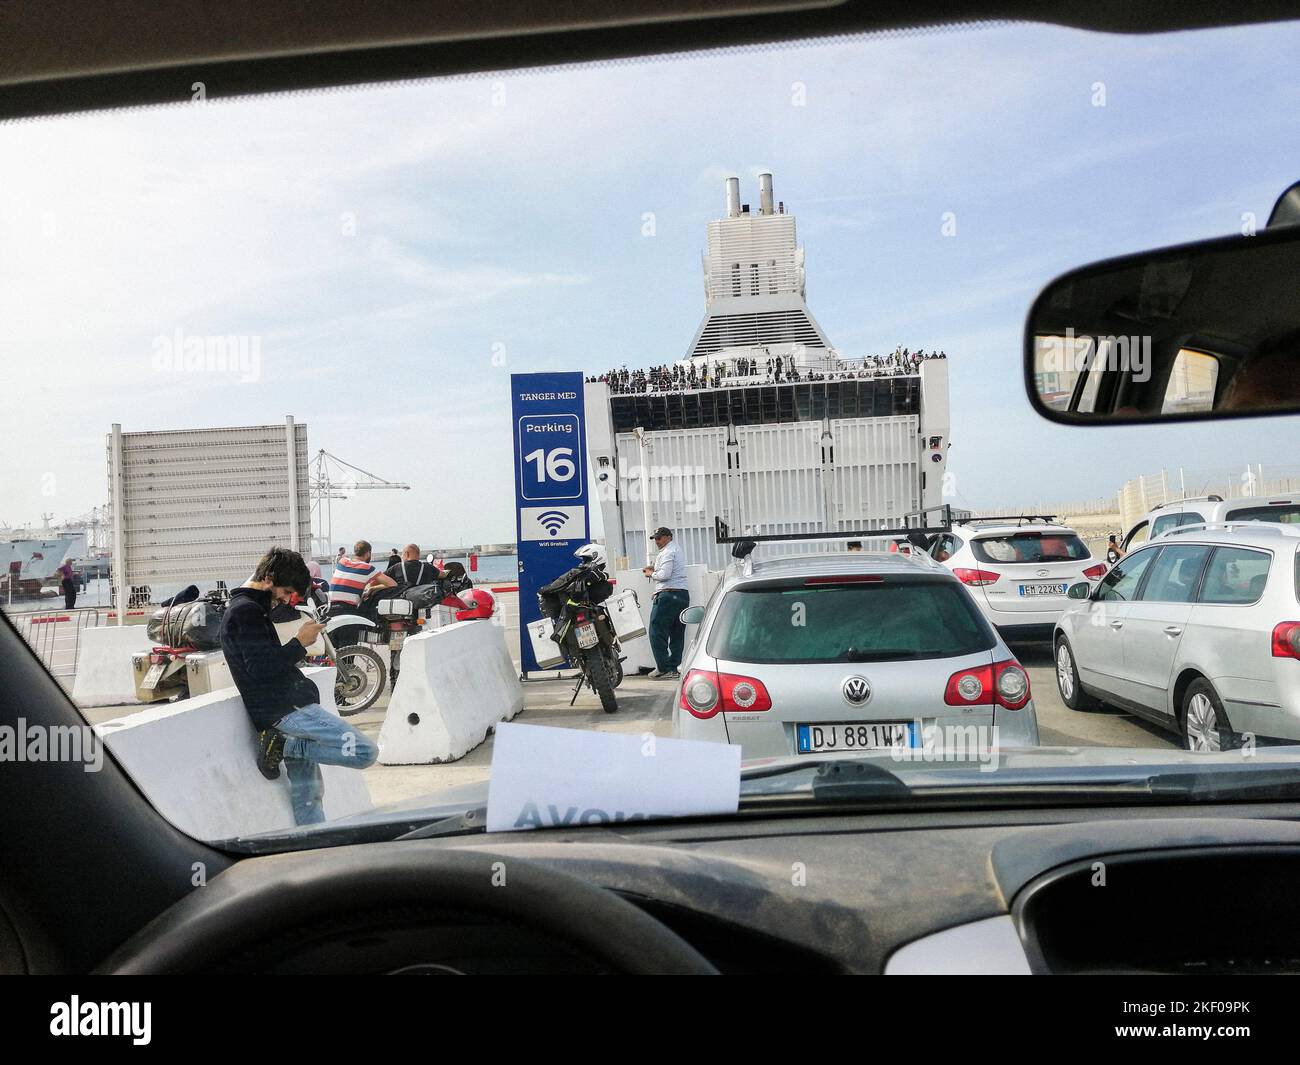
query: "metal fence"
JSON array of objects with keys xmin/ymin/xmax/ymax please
[
  {"xmin": 7, "ymin": 607, "xmax": 109, "ymax": 686},
  {"xmin": 1118, "ymin": 464, "xmax": 1300, "ymax": 531}
]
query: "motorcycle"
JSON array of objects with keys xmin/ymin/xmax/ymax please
[
  {"xmin": 539, "ymin": 552, "xmax": 624, "ymax": 714},
  {"xmin": 298, "ymin": 599, "xmax": 389, "ymax": 716},
  {"xmin": 330, "ymin": 567, "xmax": 475, "ymax": 696},
  {"xmin": 133, "ymin": 589, "xmax": 229, "ymax": 702}
]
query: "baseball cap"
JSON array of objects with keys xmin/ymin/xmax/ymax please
[{"xmin": 650, "ymin": 526, "xmax": 673, "ymax": 539}]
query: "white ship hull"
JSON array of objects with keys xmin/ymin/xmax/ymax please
[{"xmin": 586, "ymin": 173, "xmax": 952, "ymax": 571}]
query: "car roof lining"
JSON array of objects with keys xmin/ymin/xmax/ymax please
[{"xmin": 3, "ymin": 1, "xmax": 1300, "ymax": 121}]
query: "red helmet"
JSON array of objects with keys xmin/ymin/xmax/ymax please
[{"xmin": 454, "ymin": 587, "xmax": 496, "ymax": 621}]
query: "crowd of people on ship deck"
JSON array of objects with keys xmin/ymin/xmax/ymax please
[{"xmin": 587, "ymin": 347, "xmax": 947, "ymax": 395}]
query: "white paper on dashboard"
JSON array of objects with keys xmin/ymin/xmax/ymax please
[{"xmin": 485, "ymin": 722, "xmax": 742, "ymax": 833}]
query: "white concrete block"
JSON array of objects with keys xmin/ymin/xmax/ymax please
[
  {"xmin": 71, "ymin": 625, "xmax": 152, "ymax": 707},
  {"xmin": 95, "ymin": 667, "xmax": 371, "ymax": 840},
  {"xmin": 378, "ymin": 620, "xmax": 523, "ymax": 765}
]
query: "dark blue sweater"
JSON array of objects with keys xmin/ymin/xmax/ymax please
[{"xmin": 219, "ymin": 586, "xmax": 317, "ymax": 730}]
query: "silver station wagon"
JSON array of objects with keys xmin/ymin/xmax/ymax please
[
  {"xmin": 1055, "ymin": 522, "xmax": 1300, "ymax": 751},
  {"xmin": 673, "ymin": 551, "xmax": 1039, "ymax": 760}
]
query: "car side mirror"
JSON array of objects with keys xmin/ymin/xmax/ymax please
[
  {"xmin": 680, "ymin": 606, "xmax": 705, "ymax": 625},
  {"xmin": 1066, "ymin": 582, "xmax": 1093, "ymax": 600},
  {"xmin": 1025, "ymin": 189, "xmax": 1300, "ymax": 425}
]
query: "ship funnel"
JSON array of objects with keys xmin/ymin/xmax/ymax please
[
  {"xmin": 758, "ymin": 172, "xmax": 774, "ymax": 216},
  {"xmin": 725, "ymin": 176, "xmax": 741, "ymax": 219}
]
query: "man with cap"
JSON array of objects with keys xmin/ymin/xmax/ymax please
[{"xmin": 642, "ymin": 526, "xmax": 689, "ymax": 679}]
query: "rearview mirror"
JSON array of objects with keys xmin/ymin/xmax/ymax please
[
  {"xmin": 1025, "ymin": 213, "xmax": 1300, "ymax": 425},
  {"xmin": 680, "ymin": 606, "xmax": 705, "ymax": 625},
  {"xmin": 1066, "ymin": 582, "xmax": 1092, "ymax": 600}
]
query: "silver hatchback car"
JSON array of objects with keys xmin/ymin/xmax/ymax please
[
  {"xmin": 672, "ymin": 551, "xmax": 1039, "ymax": 760},
  {"xmin": 1054, "ymin": 522, "xmax": 1300, "ymax": 751}
]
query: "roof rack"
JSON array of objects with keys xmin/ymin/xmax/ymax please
[
  {"xmin": 713, "ymin": 507, "xmax": 953, "ymax": 549},
  {"xmin": 1150, "ymin": 494, "xmax": 1223, "ymax": 512},
  {"xmin": 1159, "ymin": 521, "xmax": 1300, "ymax": 539},
  {"xmin": 953, "ymin": 514, "xmax": 1059, "ymax": 527}
]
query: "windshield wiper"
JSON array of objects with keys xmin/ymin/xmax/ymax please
[
  {"xmin": 1146, "ymin": 767, "xmax": 1300, "ymax": 802},
  {"xmin": 394, "ymin": 805, "xmax": 488, "ymax": 840},
  {"xmin": 843, "ymin": 648, "xmax": 932, "ymax": 661}
]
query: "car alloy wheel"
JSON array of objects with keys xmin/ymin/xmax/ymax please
[
  {"xmin": 1184, "ymin": 691, "xmax": 1221, "ymax": 752},
  {"xmin": 1055, "ymin": 642, "xmax": 1075, "ymax": 702}
]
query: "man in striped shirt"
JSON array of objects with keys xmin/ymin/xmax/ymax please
[{"xmin": 329, "ymin": 540, "xmax": 397, "ymax": 647}]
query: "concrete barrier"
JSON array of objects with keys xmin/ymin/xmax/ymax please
[
  {"xmin": 95, "ymin": 666, "xmax": 372, "ymax": 840},
  {"xmin": 378, "ymin": 620, "xmax": 523, "ymax": 765},
  {"xmin": 70, "ymin": 624, "xmax": 153, "ymax": 707}
]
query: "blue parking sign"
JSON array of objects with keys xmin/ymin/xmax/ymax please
[{"xmin": 510, "ymin": 373, "xmax": 591, "ymax": 675}]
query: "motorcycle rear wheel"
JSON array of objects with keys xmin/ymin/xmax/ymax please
[
  {"xmin": 334, "ymin": 645, "xmax": 386, "ymax": 716},
  {"xmin": 587, "ymin": 651, "xmax": 619, "ymax": 714}
]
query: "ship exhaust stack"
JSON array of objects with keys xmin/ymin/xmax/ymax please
[
  {"xmin": 758, "ymin": 172, "xmax": 774, "ymax": 216},
  {"xmin": 725, "ymin": 176, "xmax": 741, "ymax": 218}
]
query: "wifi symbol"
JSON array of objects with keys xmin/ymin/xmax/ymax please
[{"xmin": 538, "ymin": 510, "xmax": 568, "ymax": 535}]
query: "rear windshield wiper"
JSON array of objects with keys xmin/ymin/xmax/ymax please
[{"xmin": 843, "ymin": 648, "xmax": 937, "ymax": 661}]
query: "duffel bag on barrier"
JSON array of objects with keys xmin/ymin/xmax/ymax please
[{"xmin": 147, "ymin": 596, "xmax": 226, "ymax": 650}]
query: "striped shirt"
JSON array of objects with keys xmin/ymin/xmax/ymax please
[{"xmin": 329, "ymin": 556, "xmax": 382, "ymax": 609}]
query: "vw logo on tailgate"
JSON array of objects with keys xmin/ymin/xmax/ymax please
[{"xmin": 841, "ymin": 676, "xmax": 872, "ymax": 705}]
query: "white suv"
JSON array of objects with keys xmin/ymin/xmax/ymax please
[
  {"xmin": 929, "ymin": 521, "xmax": 1107, "ymax": 640},
  {"xmin": 1054, "ymin": 523, "xmax": 1300, "ymax": 751},
  {"xmin": 1122, "ymin": 494, "xmax": 1300, "ymax": 552}
]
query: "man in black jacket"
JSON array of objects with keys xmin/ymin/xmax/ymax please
[{"xmin": 220, "ymin": 547, "xmax": 378, "ymax": 825}]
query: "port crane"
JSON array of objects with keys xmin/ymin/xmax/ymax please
[{"xmin": 309, "ymin": 450, "xmax": 410, "ymax": 559}]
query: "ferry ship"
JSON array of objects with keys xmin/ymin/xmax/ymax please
[{"xmin": 584, "ymin": 173, "xmax": 952, "ymax": 571}]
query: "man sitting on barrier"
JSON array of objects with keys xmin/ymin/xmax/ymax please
[{"xmin": 221, "ymin": 547, "xmax": 378, "ymax": 825}]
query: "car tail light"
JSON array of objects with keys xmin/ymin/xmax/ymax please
[
  {"xmin": 679, "ymin": 669, "xmax": 772, "ymax": 718},
  {"xmin": 149, "ymin": 653, "xmax": 166, "ymax": 665},
  {"xmin": 994, "ymin": 661, "xmax": 1032, "ymax": 710},
  {"xmin": 804, "ymin": 575, "xmax": 885, "ymax": 585},
  {"xmin": 1082, "ymin": 564, "xmax": 1108, "ymax": 579},
  {"xmin": 944, "ymin": 660, "xmax": 1031, "ymax": 710},
  {"xmin": 575, "ymin": 611, "xmax": 587, "ymax": 624},
  {"xmin": 389, "ymin": 621, "xmax": 405, "ymax": 631},
  {"xmin": 953, "ymin": 568, "xmax": 1000, "ymax": 587},
  {"xmin": 1272, "ymin": 622, "xmax": 1300, "ymax": 660},
  {"xmin": 681, "ymin": 670, "xmax": 720, "ymax": 718}
]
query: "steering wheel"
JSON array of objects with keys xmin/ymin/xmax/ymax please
[{"xmin": 99, "ymin": 845, "xmax": 718, "ymax": 975}]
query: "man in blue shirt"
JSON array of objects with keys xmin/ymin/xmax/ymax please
[{"xmin": 642, "ymin": 526, "xmax": 689, "ymax": 679}]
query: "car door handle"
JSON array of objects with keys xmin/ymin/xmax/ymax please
[
  {"xmin": 1110, "ymin": 620, "xmax": 1124, "ymax": 629},
  {"xmin": 1163, "ymin": 626, "xmax": 1183, "ymax": 637}
]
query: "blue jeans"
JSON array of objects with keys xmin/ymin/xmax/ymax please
[
  {"xmin": 648, "ymin": 588, "xmax": 689, "ymax": 673},
  {"xmin": 275, "ymin": 703, "xmax": 379, "ymax": 825}
]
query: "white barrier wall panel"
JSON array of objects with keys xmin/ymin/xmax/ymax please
[
  {"xmin": 70, "ymin": 625, "xmax": 153, "ymax": 706},
  {"xmin": 378, "ymin": 621, "xmax": 524, "ymax": 765},
  {"xmin": 95, "ymin": 667, "xmax": 371, "ymax": 840}
]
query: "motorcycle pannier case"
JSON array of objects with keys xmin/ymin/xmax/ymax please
[
  {"xmin": 527, "ymin": 616, "xmax": 565, "ymax": 669},
  {"xmin": 607, "ymin": 588, "xmax": 647, "ymax": 641}
]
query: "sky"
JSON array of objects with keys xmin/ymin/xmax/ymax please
[{"xmin": 2, "ymin": 20, "xmax": 1300, "ymax": 547}]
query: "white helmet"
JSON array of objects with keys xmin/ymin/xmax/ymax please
[{"xmin": 574, "ymin": 543, "xmax": 607, "ymax": 569}]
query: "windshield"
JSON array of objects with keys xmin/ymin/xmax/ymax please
[
  {"xmin": 6, "ymin": 19, "xmax": 1300, "ymax": 846},
  {"xmin": 707, "ymin": 580, "xmax": 995, "ymax": 663}
]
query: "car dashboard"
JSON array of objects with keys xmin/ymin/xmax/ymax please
[{"xmin": 100, "ymin": 802, "xmax": 1300, "ymax": 975}]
